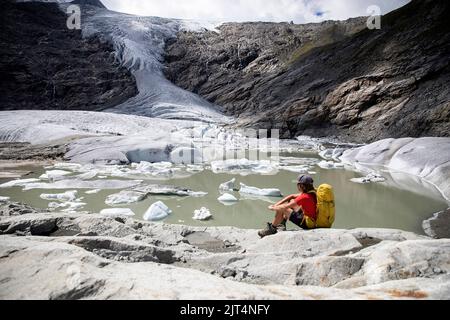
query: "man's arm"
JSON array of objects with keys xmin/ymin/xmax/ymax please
[
  {"xmin": 274, "ymin": 194, "xmax": 298, "ymax": 207},
  {"xmin": 271, "ymin": 199, "xmax": 300, "ymax": 212},
  {"xmin": 269, "ymin": 195, "xmax": 300, "ymax": 211}
]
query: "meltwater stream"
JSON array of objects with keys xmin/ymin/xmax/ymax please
[{"xmin": 1, "ymin": 152, "xmax": 448, "ymax": 235}]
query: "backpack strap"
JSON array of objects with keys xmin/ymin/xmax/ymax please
[{"xmin": 307, "ymin": 190, "xmax": 318, "ymax": 204}]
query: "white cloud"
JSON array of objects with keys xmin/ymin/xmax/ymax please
[{"xmin": 102, "ymin": 0, "xmax": 410, "ymax": 23}]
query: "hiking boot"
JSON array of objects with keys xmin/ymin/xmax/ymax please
[
  {"xmin": 258, "ymin": 223, "xmax": 278, "ymax": 238},
  {"xmin": 277, "ymin": 219, "xmax": 287, "ymax": 232}
]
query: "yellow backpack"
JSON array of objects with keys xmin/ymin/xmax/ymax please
[{"xmin": 310, "ymin": 184, "xmax": 336, "ymax": 228}]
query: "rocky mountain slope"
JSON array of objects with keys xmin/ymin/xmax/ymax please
[
  {"xmin": 0, "ymin": 0, "xmax": 137, "ymax": 111},
  {"xmin": 164, "ymin": 0, "xmax": 450, "ymax": 143}
]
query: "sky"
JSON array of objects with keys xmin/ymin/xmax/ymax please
[{"xmin": 101, "ymin": 0, "xmax": 411, "ymax": 23}]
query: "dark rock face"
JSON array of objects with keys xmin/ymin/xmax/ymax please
[
  {"xmin": 0, "ymin": 201, "xmax": 47, "ymax": 218},
  {"xmin": 0, "ymin": 142, "xmax": 66, "ymax": 161},
  {"xmin": 423, "ymin": 209, "xmax": 450, "ymax": 239},
  {"xmin": 164, "ymin": 0, "xmax": 450, "ymax": 143},
  {"xmin": 0, "ymin": 1, "xmax": 137, "ymax": 111}
]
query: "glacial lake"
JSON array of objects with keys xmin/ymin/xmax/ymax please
[{"xmin": 0, "ymin": 153, "xmax": 448, "ymax": 235}]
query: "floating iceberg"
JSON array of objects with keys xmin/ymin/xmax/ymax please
[
  {"xmin": 279, "ymin": 157, "xmax": 319, "ymax": 174},
  {"xmin": 211, "ymin": 159, "xmax": 278, "ymax": 175},
  {"xmin": 39, "ymin": 170, "xmax": 72, "ymax": 181},
  {"xmin": 100, "ymin": 208, "xmax": 136, "ymax": 218},
  {"xmin": 219, "ymin": 178, "xmax": 236, "ymax": 192},
  {"xmin": 239, "ymin": 183, "xmax": 282, "ymax": 197},
  {"xmin": 85, "ymin": 189, "xmax": 101, "ymax": 195},
  {"xmin": 105, "ymin": 191, "xmax": 147, "ymax": 206},
  {"xmin": 193, "ymin": 207, "xmax": 213, "ymax": 221},
  {"xmin": 132, "ymin": 161, "xmax": 174, "ymax": 174},
  {"xmin": 48, "ymin": 202, "xmax": 66, "ymax": 209},
  {"xmin": 0, "ymin": 178, "xmax": 41, "ymax": 188},
  {"xmin": 49, "ymin": 201, "xmax": 86, "ymax": 212},
  {"xmin": 318, "ymin": 161, "xmax": 345, "ymax": 170},
  {"xmin": 49, "ymin": 163, "xmax": 83, "ymax": 171},
  {"xmin": 22, "ymin": 179, "xmax": 142, "ymax": 191},
  {"xmin": 319, "ymin": 148, "xmax": 347, "ymax": 161},
  {"xmin": 279, "ymin": 165, "xmax": 311, "ymax": 173},
  {"xmin": 134, "ymin": 184, "xmax": 207, "ymax": 197},
  {"xmin": 350, "ymin": 173, "xmax": 387, "ymax": 184},
  {"xmin": 75, "ymin": 171, "xmax": 98, "ymax": 180},
  {"xmin": 61, "ymin": 202, "xmax": 87, "ymax": 213},
  {"xmin": 279, "ymin": 157, "xmax": 319, "ymax": 166},
  {"xmin": 143, "ymin": 201, "xmax": 172, "ymax": 221},
  {"xmin": 40, "ymin": 190, "xmax": 78, "ymax": 202},
  {"xmin": 186, "ymin": 164, "xmax": 205, "ymax": 173},
  {"xmin": 218, "ymin": 193, "xmax": 238, "ymax": 202},
  {"xmin": 0, "ymin": 196, "xmax": 10, "ymax": 202}
]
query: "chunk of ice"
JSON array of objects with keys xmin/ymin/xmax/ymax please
[
  {"xmin": 239, "ymin": 183, "xmax": 282, "ymax": 197},
  {"xmin": 85, "ymin": 189, "xmax": 101, "ymax": 194},
  {"xmin": 49, "ymin": 201, "xmax": 86, "ymax": 212},
  {"xmin": 100, "ymin": 208, "xmax": 136, "ymax": 217},
  {"xmin": 219, "ymin": 178, "xmax": 236, "ymax": 192},
  {"xmin": 75, "ymin": 171, "xmax": 98, "ymax": 180},
  {"xmin": 0, "ymin": 196, "xmax": 10, "ymax": 202},
  {"xmin": 211, "ymin": 159, "xmax": 277, "ymax": 175},
  {"xmin": 40, "ymin": 190, "xmax": 78, "ymax": 202},
  {"xmin": 49, "ymin": 163, "xmax": 83, "ymax": 171},
  {"xmin": 193, "ymin": 207, "xmax": 213, "ymax": 221},
  {"xmin": 350, "ymin": 173, "xmax": 386, "ymax": 184},
  {"xmin": 280, "ymin": 165, "xmax": 310, "ymax": 173},
  {"xmin": 134, "ymin": 184, "xmax": 206, "ymax": 197},
  {"xmin": 143, "ymin": 201, "xmax": 172, "ymax": 221},
  {"xmin": 318, "ymin": 161, "xmax": 345, "ymax": 170},
  {"xmin": 319, "ymin": 148, "xmax": 346, "ymax": 161},
  {"xmin": 22, "ymin": 179, "xmax": 142, "ymax": 190},
  {"xmin": 39, "ymin": 170, "xmax": 72, "ymax": 181},
  {"xmin": 105, "ymin": 191, "xmax": 147, "ymax": 206},
  {"xmin": 218, "ymin": 193, "xmax": 238, "ymax": 202},
  {"xmin": 0, "ymin": 178, "xmax": 41, "ymax": 188}
]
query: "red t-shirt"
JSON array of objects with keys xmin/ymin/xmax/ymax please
[{"xmin": 295, "ymin": 193, "xmax": 317, "ymax": 220}]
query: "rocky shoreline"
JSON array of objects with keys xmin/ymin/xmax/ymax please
[
  {"xmin": 0, "ymin": 142, "xmax": 66, "ymax": 162},
  {"xmin": 0, "ymin": 200, "xmax": 449, "ymax": 300}
]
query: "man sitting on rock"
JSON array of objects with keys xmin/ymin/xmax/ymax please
[{"xmin": 258, "ymin": 175, "xmax": 318, "ymax": 238}]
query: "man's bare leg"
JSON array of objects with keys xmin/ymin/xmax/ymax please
[{"xmin": 273, "ymin": 208, "xmax": 293, "ymax": 227}]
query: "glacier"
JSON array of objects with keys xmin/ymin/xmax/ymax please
[
  {"xmin": 341, "ymin": 138, "xmax": 450, "ymax": 201},
  {"xmin": 73, "ymin": 4, "xmax": 229, "ymax": 123},
  {"xmin": 0, "ymin": 1, "xmax": 233, "ymax": 164}
]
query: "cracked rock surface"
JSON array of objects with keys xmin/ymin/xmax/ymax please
[{"xmin": 0, "ymin": 205, "xmax": 449, "ymax": 300}]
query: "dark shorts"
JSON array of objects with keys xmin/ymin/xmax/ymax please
[{"xmin": 290, "ymin": 210, "xmax": 308, "ymax": 229}]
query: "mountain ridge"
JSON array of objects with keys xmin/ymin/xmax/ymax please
[
  {"xmin": 0, "ymin": 0, "xmax": 137, "ymax": 111},
  {"xmin": 164, "ymin": 0, "xmax": 450, "ymax": 143}
]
